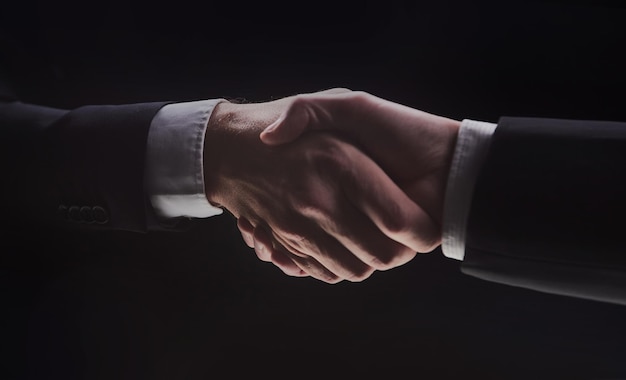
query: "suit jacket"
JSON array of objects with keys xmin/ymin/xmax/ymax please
[
  {"xmin": 463, "ymin": 117, "xmax": 626, "ymax": 305},
  {"xmin": 0, "ymin": 60, "xmax": 183, "ymax": 233}
]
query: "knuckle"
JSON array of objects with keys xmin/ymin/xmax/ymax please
[
  {"xmin": 298, "ymin": 197, "xmax": 333, "ymax": 221},
  {"xmin": 346, "ymin": 267, "xmax": 374, "ymax": 282},
  {"xmin": 325, "ymin": 276, "xmax": 343, "ymax": 284},
  {"xmin": 289, "ymin": 94, "xmax": 311, "ymax": 109},
  {"xmin": 417, "ymin": 232, "xmax": 442, "ymax": 253},
  {"xmin": 283, "ymin": 96, "xmax": 313, "ymax": 126},
  {"xmin": 382, "ymin": 208, "xmax": 412, "ymax": 236},
  {"xmin": 253, "ymin": 243, "xmax": 272, "ymax": 262},
  {"xmin": 255, "ymin": 249, "xmax": 270, "ymax": 262},
  {"xmin": 389, "ymin": 248, "xmax": 417, "ymax": 269},
  {"xmin": 348, "ymin": 90, "xmax": 372, "ymax": 104},
  {"xmin": 369, "ymin": 256, "xmax": 393, "ymax": 271},
  {"xmin": 331, "ymin": 87, "xmax": 352, "ymax": 93},
  {"xmin": 278, "ymin": 228, "xmax": 319, "ymax": 257},
  {"xmin": 311, "ymin": 264, "xmax": 342, "ymax": 284},
  {"xmin": 382, "ymin": 207, "xmax": 440, "ymax": 252},
  {"xmin": 277, "ymin": 264, "xmax": 299, "ymax": 277},
  {"xmin": 393, "ymin": 247, "xmax": 418, "ymax": 268},
  {"xmin": 371, "ymin": 246, "xmax": 416, "ymax": 271},
  {"xmin": 409, "ymin": 218, "xmax": 442, "ymax": 253}
]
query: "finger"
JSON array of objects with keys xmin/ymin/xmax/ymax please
[
  {"xmin": 269, "ymin": 245, "xmax": 309, "ymax": 277},
  {"xmin": 309, "ymin": 196, "xmax": 417, "ymax": 272},
  {"xmin": 271, "ymin": 220, "xmax": 375, "ymax": 283},
  {"xmin": 289, "ymin": 253, "xmax": 344, "ymax": 284},
  {"xmin": 313, "ymin": 87, "xmax": 352, "ymax": 95},
  {"xmin": 251, "ymin": 225, "xmax": 273, "ymax": 262},
  {"xmin": 339, "ymin": 145, "xmax": 441, "ymax": 253},
  {"xmin": 237, "ymin": 217, "xmax": 255, "ymax": 248},
  {"xmin": 260, "ymin": 96, "xmax": 312, "ymax": 145},
  {"xmin": 253, "ymin": 225, "xmax": 307, "ymax": 276},
  {"xmin": 270, "ymin": 231, "xmax": 343, "ymax": 284},
  {"xmin": 260, "ymin": 92, "xmax": 351, "ymax": 145}
]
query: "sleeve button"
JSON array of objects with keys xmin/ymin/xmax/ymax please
[
  {"xmin": 80, "ymin": 206, "xmax": 95, "ymax": 224},
  {"xmin": 68, "ymin": 206, "xmax": 81, "ymax": 222},
  {"xmin": 93, "ymin": 206, "xmax": 109, "ymax": 224}
]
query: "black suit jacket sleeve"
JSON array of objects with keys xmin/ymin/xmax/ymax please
[
  {"xmin": 0, "ymin": 72, "xmax": 178, "ymax": 232},
  {"xmin": 461, "ymin": 117, "xmax": 626, "ymax": 305}
]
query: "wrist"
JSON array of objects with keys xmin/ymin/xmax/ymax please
[
  {"xmin": 203, "ymin": 101, "xmax": 235, "ymax": 207},
  {"xmin": 443, "ymin": 118, "xmax": 462, "ymax": 172},
  {"xmin": 202, "ymin": 100, "xmax": 279, "ymax": 209},
  {"xmin": 429, "ymin": 116, "xmax": 462, "ymax": 225}
]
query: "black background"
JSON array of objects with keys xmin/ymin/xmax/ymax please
[{"xmin": 2, "ymin": 1, "xmax": 626, "ymax": 379}]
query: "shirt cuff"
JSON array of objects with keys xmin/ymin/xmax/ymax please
[
  {"xmin": 442, "ymin": 119, "xmax": 497, "ymax": 261},
  {"xmin": 145, "ymin": 99, "xmax": 226, "ymax": 219}
]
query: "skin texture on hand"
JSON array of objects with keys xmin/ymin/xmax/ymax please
[
  {"xmin": 203, "ymin": 90, "xmax": 443, "ymax": 283},
  {"xmin": 260, "ymin": 89, "xmax": 461, "ymax": 226},
  {"xmin": 248, "ymin": 89, "xmax": 462, "ymax": 280}
]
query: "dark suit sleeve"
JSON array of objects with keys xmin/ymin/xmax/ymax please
[
  {"xmin": 461, "ymin": 117, "xmax": 626, "ymax": 305},
  {"xmin": 0, "ymin": 79, "xmax": 185, "ymax": 232}
]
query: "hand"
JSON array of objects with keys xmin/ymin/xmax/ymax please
[
  {"xmin": 203, "ymin": 90, "xmax": 441, "ymax": 283},
  {"xmin": 259, "ymin": 89, "xmax": 461, "ymax": 228},
  {"xmin": 245, "ymin": 89, "xmax": 461, "ymax": 278}
]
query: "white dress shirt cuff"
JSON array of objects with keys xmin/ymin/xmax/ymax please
[
  {"xmin": 442, "ymin": 119, "xmax": 497, "ymax": 261},
  {"xmin": 145, "ymin": 99, "xmax": 226, "ymax": 219}
]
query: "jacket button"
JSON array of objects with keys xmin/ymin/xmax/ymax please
[
  {"xmin": 80, "ymin": 206, "xmax": 95, "ymax": 223},
  {"xmin": 93, "ymin": 206, "xmax": 109, "ymax": 224},
  {"xmin": 68, "ymin": 206, "xmax": 81, "ymax": 222}
]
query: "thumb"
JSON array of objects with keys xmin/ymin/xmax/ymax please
[
  {"xmin": 260, "ymin": 90, "xmax": 354, "ymax": 145},
  {"xmin": 260, "ymin": 97, "xmax": 315, "ymax": 146},
  {"xmin": 313, "ymin": 87, "xmax": 352, "ymax": 95}
]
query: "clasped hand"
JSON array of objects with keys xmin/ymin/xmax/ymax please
[{"xmin": 203, "ymin": 89, "xmax": 460, "ymax": 283}]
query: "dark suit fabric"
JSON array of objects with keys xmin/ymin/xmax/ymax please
[
  {"xmin": 463, "ymin": 117, "xmax": 626, "ymax": 305},
  {"xmin": 0, "ymin": 96, "xmax": 177, "ymax": 232}
]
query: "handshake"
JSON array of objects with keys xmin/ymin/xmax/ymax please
[{"xmin": 203, "ymin": 88, "xmax": 461, "ymax": 283}]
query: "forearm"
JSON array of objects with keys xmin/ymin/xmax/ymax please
[
  {"xmin": 461, "ymin": 117, "xmax": 626, "ymax": 305},
  {"xmin": 1, "ymin": 100, "xmax": 169, "ymax": 231}
]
